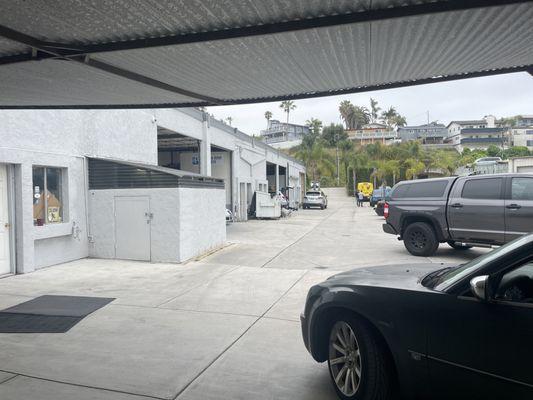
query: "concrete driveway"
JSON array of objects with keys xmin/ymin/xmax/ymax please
[{"xmin": 0, "ymin": 188, "xmax": 487, "ymax": 399}]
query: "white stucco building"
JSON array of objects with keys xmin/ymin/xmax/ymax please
[{"xmin": 0, "ymin": 108, "xmax": 305, "ymax": 275}]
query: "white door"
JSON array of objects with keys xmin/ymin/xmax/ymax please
[
  {"xmin": 114, "ymin": 196, "xmax": 151, "ymax": 261},
  {"xmin": 0, "ymin": 164, "xmax": 11, "ymax": 275}
]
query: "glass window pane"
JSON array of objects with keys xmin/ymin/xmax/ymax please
[
  {"xmin": 46, "ymin": 168, "xmax": 63, "ymax": 223},
  {"xmin": 32, "ymin": 167, "xmax": 45, "ymax": 226},
  {"xmin": 461, "ymin": 178, "xmax": 502, "ymax": 200},
  {"xmin": 512, "ymin": 178, "xmax": 533, "ymax": 201}
]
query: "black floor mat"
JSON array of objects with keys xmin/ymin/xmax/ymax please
[{"xmin": 0, "ymin": 295, "xmax": 115, "ymax": 333}]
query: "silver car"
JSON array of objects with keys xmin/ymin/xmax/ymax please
[{"xmin": 303, "ymin": 190, "xmax": 328, "ymax": 209}]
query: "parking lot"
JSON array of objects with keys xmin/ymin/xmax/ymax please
[{"xmin": 0, "ymin": 188, "xmax": 488, "ymax": 400}]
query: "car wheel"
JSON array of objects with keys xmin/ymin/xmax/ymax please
[
  {"xmin": 321, "ymin": 205, "xmax": 325, "ymax": 210},
  {"xmin": 403, "ymin": 222, "xmax": 439, "ymax": 256},
  {"xmin": 447, "ymin": 241, "xmax": 473, "ymax": 250},
  {"xmin": 328, "ymin": 317, "xmax": 394, "ymax": 400}
]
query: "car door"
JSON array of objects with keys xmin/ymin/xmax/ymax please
[
  {"xmin": 447, "ymin": 176, "xmax": 505, "ymax": 244},
  {"xmin": 505, "ymin": 176, "xmax": 533, "ymax": 241},
  {"xmin": 425, "ymin": 293, "xmax": 490, "ymax": 399},
  {"xmin": 481, "ymin": 261, "xmax": 533, "ymax": 397}
]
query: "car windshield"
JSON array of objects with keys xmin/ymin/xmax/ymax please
[{"xmin": 432, "ymin": 235, "xmax": 533, "ymax": 291}]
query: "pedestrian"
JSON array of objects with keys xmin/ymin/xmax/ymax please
[{"xmin": 357, "ymin": 191, "xmax": 364, "ymax": 207}]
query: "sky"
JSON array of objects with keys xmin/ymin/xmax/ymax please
[{"xmin": 207, "ymin": 72, "xmax": 533, "ymax": 136}]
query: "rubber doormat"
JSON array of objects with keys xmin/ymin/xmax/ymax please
[{"xmin": 0, "ymin": 295, "xmax": 114, "ymax": 333}]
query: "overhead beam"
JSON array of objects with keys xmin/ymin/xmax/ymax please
[
  {"xmin": 0, "ymin": 0, "xmax": 530, "ymax": 66},
  {"xmin": 1, "ymin": 64, "xmax": 530, "ymax": 109},
  {"xmin": 0, "ymin": 25, "xmax": 224, "ymax": 104}
]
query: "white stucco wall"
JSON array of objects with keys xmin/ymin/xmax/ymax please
[
  {"xmin": 0, "ymin": 107, "xmax": 304, "ymax": 273},
  {"xmin": 0, "ymin": 110, "xmax": 158, "ymax": 273},
  {"xmin": 88, "ymin": 187, "xmax": 225, "ymax": 263},
  {"xmin": 178, "ymin": 187, "xmax": 226, "ymax": 261}
]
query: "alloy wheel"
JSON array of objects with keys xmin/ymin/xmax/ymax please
[
  {"xmin": 329, "ymin": 321, "xmax": 362, "ymax": 397},
  {"xmin": 409, "ymin": 230, "xmax": 426, "ymax": 249}
]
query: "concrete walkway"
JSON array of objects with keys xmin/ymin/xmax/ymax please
[{"xmin": 0, "ymin": 188, "xmax": 486, "ymax": 399}]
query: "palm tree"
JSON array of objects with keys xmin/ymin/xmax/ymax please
[
  {"xmin": 305, "ymin": 118, "xmax": 323, "ymax": 136},
  {"xmin": 370, "ymin": 98, "xmax": 381, "ymax": 123},
  {"xmin": 279, "ymin": 100, "xmax": 296, "ymax": 124},
  {"xmin": 264, "ymin": 111, "xmax": 273, "ymax": 128},
  {"xmin": 294, "ymin": 139, "xmax": 335, "ymax": 182},
  {"xmin": 339, "ymin": 100, "xmax": 354, "ymax": 129},
  {"xmin": 380, "ymin": 106, "xmax": 397, "ymax": 128},
  {"xmin": 225, "ymin": 116, "xmax": 233, "ymax": 126}
]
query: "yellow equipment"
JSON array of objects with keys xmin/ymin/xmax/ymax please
[{"xmin": 357, "ymin": 182, "xmax": 374, "ymax": 200}]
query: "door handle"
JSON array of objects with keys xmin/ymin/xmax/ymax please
[
  {"xmin": 451, "ymin": 203, "xmax": 463, "ymax": 208},
  {"xmin": 506, "ymin": 204, "xmax": 522, "ymax": 210}
]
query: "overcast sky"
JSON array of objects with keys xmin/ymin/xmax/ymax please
[{"xmin": 207, "ymin": 72, "xmax": 533, "ymax": 136}]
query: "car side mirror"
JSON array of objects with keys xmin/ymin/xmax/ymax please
[{"xmin": 470, "ymin": 275, "xmax": 491, "ymax": 301}]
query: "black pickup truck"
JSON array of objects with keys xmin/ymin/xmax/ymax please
[{"xmin": 383, "ymin": 173, "xmax": 533, "ymax": 256}]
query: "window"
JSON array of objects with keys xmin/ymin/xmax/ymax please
[
  {"xmin": 512, "ymin": 178, "xmax": 533, "ymax": 201},
  {"xmin": 495, "ymin": 261, "xmax": 533, "ymax": 304},
  {"xmin": 391, "ymin": 180, "xmax": 448, "ymax": 199},
  {"xmin": 33, "ymin": 167, "xmax": 66, "ymax": 226},
  {"xmin": 461, "ymin": 178, "xmax": 502, "ymax": 200}
]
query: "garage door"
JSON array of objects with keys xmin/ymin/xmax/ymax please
[
  {"xmin": 517, "ymin": 166, "xmax": 533, "ymax": 173},
  {"xmin": 114, "ymin": 196, "xmax": 151, "ymax": 261}
]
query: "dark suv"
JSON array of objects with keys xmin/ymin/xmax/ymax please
[{"xmin": 383, "ymin": 174, "xmax": 533, "ymax": 256}]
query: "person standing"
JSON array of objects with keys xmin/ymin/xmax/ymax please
[{"xmin": 357, "ymin": 190, "xmax": 364, "ymax": 207}]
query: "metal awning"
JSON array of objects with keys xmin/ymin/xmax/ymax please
[{"xmin": 0, "ymin": 0, "xmax": 532, "ymax": 108}]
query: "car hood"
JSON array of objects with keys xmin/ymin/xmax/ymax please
[{"xmin": 325, "ymin": 263, "xmax": 456, "ymax": 291}]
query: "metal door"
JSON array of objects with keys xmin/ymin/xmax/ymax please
[
  {"xmin": 505, "ymin": 176, "xmax": 533, "ymax": 241},
  {"xmin": 114, "ymin": 196, "xmax": 151, "ymax": 261},
  {"xmin": 0, "ymin": 164, "xmax": 10, "ymax": 275},
  {"xmin": 448, "ymin": 176, "xmax": 505, "ymax": 243}
]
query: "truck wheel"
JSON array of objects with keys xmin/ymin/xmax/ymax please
[
  {"xmin": 403, "ymin": 222, "xmax": 439, "ymax": 256},
  {"xmin": 447, "ymin": 241, "xmax": 473, "ymax": 250}
]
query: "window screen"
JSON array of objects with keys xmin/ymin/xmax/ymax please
[
  {"xmin": 512, "ymin": 178, "xmax": 533, "ymax": 201},
  {"xmin": 461, "ymin": 178, "xmax": 502, "ymax": 200}
]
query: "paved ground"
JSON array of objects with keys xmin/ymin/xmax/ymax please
[{"xmin": 0, "ymin": 188, "xmax": 487, "ymax": 399}]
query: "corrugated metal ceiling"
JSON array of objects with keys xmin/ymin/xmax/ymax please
[{"xmin": 0, "ymin": 0, "xmax": 531, "ymax": 108}]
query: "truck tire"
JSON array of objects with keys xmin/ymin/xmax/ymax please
[
  {"xmin": 447, "ymin": 241, "xmax": 473, "ymax": 250},
  {"xmin": 403, "ymin": 222, "xmax": 439, "ymax": 256}
]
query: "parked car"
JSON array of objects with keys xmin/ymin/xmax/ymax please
[
  {"xmin": 303, "ymin": 190, "xmax": 328, "ymax": 209},
  {"xmin": 301, "ymin": 233, "xmax": 533, "ymax": 400},
  {"xmin": 474, "ymin": 156, "xmax": 502, "ymax": 165},
  {"xmin": 374, "ymin": 200, "xmax": 386, "ymax": 216},
  {"xmin": 369, "ymin": 186, "xmax": 391, "ymax": 207},
  {"xmin": 383, "ymin": 174, "xmax": 533, "ymax": 256}
]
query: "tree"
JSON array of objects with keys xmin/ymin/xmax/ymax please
[
  {"xmin": 497, "ymin": 115, "xmax": 522, "ymax": 127},
  {"xmin": 504, "ymin": 146, "xmax": 531, "ymax": 158},
  {"xmin": 339, "ymin": 100, "xmax": 370, "ymax": 130},
  {"xmin": 322, "ymin": 124, "xmax": 347, "ymax": 147},
  {"xmin": 294, "ymin": 138, "xmax": 336, "ymax": 182},
  {"xmin": 380, "ymin": 106, "xmax": 407, "ymax": 129},
  {"xmin": 264, "ymin": 111, "xmax": 272, "ymax": 128},
  {"xmin": 487, "ymin": 145, "xmax": 501, "ymax": 157},
  {"xmin": 392, "ymin": 114, "xmax": 407, "ymax": 127},
  {"xmin": 370, "ymin": 98, "xmax": 381, "ymax": 123},
  {"xmin": 404, "ymin": 158, "xmax": 426, "ymax": 180},
  {"xmin": 305, "ymin": 118, "xmax": 323, "ymax": 136},
  {"xmin": 279, "ymin": 100, "xmax": 296, "ymax": 124}
]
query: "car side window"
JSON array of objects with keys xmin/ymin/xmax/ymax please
[
  {"xmin": 512, "ymin": 178, "xmax": 533, "ymax": 201},
  {"xmin": 495, "ymin": 261, "xmax": 533, "ymax": 304},
  {"xmin": 461, "ymin": 178, "xmax": 502, "ymax": 200}
]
